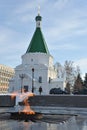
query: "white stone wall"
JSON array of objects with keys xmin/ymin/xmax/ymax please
[
  {"xmin": 9, "ymin": 52, "xmax": 65, "ymax": 95},
  {"xmin": 22, "ymin": 53, "xmax": 51, "ymax": 66}
]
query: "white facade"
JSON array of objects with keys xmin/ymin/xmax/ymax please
[
  {"xmin": 9, "ymin": 14, "xmax": 65, "ymax": 95},
  {"xmin": 9, "ymin": 52, "xmax": 65, "ymax": 95}
]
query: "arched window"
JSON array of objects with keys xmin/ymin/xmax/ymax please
[{"xmin": 39, "ymin": 76, "xmax": 42, "ymax": 83}]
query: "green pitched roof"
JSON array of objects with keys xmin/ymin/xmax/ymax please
[{"xmin": 26, "ymin": 15, "xmax": 50, "ymax": 54}]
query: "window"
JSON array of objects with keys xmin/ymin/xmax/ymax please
[
  {"xmin": 24, "ymin": 86, "xmax": 28, "ymax": 92},
  {"xmin": 31, "ymin": 59, "xmax": 33, "ymax": 62},
  {"xmin": 39, "ymin": 76, "xmax": 42, "ymax": 83}
]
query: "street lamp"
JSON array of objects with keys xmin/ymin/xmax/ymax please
[
  {"xmin": 19, "ymin": 74, "xmax": 25, "ymax": 93},
  {"xmin": 32, "ymin": 68, "xmax": 34, "ymax": 93}
]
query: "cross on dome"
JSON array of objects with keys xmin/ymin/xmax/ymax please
[
  {"xmin": 38, "ymin": 5, "xmax": 40, "ymax": 15},
  {"xmin": 26, "ymin": 10, "xmax": 50, "ymax": 54}
]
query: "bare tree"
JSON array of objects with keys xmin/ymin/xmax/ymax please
[
  {"xmin": 54, "ymin": 60, "xmax": 81, "ymax": 93},
  {"xmin": 64, "ymin": 60, "xmax": 80, "ymax": 88}
]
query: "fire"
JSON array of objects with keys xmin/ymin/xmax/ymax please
[
  {"xmin": 10, "ymin": 91, "xmax": 18, "ymax": 100},
  {"xmin": 11, "ymin": 91, "xmax": 35, "ymax": 115},
  {"xmin": 22, "ymin": 97, "xmax": 35, "ymax": 115}
]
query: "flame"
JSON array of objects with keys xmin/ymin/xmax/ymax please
[
  {"xmin": 11, "ymin": 91, "xmax": 18, "ymax": 100},
  {"xmin": 22, "ymin": 97, "xmax": 35, "ymax": 115},
  {"xmin": 11, "ymin": 91, "xmax": 35, "ymax": 115},
  {"xmin": 22, "ymin": 93, "xmax": 35, "ymax": 115}
]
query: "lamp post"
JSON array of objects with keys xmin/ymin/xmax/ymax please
[
  {"xmin": 19, "ymin": 74, "xmax": 25, "ymax": 93},
  {"xmin": 32, "ymin": 68, "xmax": 34, "ymax": 93}
]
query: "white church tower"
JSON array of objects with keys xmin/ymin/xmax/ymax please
[{"xmin": 9, "ymin": 12, "xmax": 65, "ymax": 95}]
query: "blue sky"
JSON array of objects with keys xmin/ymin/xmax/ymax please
[{"xmin": 0, "ymin": 0, "xmax": 87, "ymax": 77}]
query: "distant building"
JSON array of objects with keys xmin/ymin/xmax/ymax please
[
  {"xmin": 0, "ymin": 64, "xmax": 15, "ymax": 93},
  {"xmin": 9, "ymin": 12, "xmax": 66, "ymax": 95}
]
